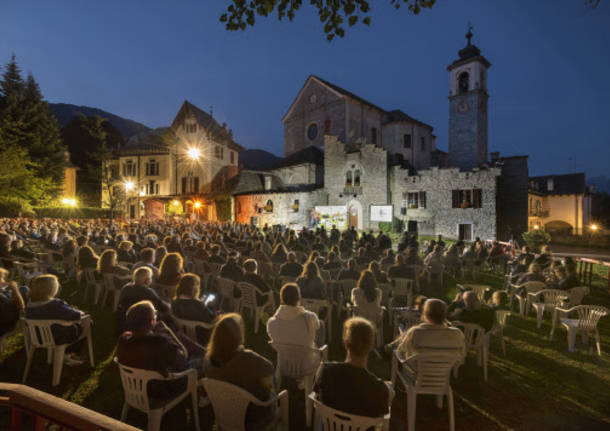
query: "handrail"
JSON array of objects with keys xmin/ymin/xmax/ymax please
[{"xmin": 0, "ymin": 383, "xmax": 140, "ymax": 431}]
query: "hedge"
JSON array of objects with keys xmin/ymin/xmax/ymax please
[{"xmin": 33, "ymin": 207, "xmax": 114, "ymax": 219}]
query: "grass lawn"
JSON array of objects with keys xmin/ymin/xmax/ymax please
[{"xmin": 1, "ymin": 264, "xmax": 609, "ymax": 430}]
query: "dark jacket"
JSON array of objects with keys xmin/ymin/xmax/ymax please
[{"xmin": 25, "ymin": 299, "xmax": 83, "ymax": 345}]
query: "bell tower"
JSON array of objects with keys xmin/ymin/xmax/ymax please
[{"xmin": 448, "ymin": 27, "xmax": 491, "ymax": 170}]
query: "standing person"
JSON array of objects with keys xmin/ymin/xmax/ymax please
[
  {"xmin": 313, "ymin": 317, "xmax": 390, "ymax": 418},
  {"xmin": 205, "ymin": 313, "xmax": 276, "ymax": 430}
]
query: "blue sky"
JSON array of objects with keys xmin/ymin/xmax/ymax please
[{"xmin": 1, "ymin": 0, "xmax": 609, "ymax": 177}]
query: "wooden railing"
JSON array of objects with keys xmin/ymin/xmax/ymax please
[
  {"xmin": 576, "ymin": 258, "xmax": 610, "ymax": 290},
  {"xmin": 0, "ymin": 383, "xmax": 139, "ymax": 431}
]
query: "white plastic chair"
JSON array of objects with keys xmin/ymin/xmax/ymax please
[
  {"xmin": 237, "ymin": 282, "xmax": 275, "ymax": 333},
  {"xmin": 308, "ymin": 392, "xmax": 389, "ymax": 431},
  {"xmin": 550, "ymin": 305, "xmax": 609, "ymax": 355},
  {"xmin": 392, "ymin": 350, "xmax": 463, "ymax": 431},
  {"xmin": 527, "ymin": 289, "xmax": 568, "ymax": 329},
  {"xmin": 487, "ymin": 310, "xmax": 511, "ymax": 356},
  {"xmin": 83, "ymin": 268, "xmax": 103, "ymax": 304},
  {"xmin": 348, "ymin": 304, "xmax": 385, "ymax": 349},
  {"xmin": 22, "ymin": 315, "xmax": 94, "ymax": 386},
  {"xmin": 563, "ymin": 286, "xmax": 590, "ymax": 308},
  {"xmin": 392, "ymin": 309, "xmax": 421, "ymax": 338},
  {"xmin": 270, "ymin": 342, "xmax": 328, "ymax": 427},
  {"xmin": 453, "ymin": 322, "xmax": 488, "ymax": 382},
  {"xmin": 201, "ymin": 377, "xmax": 289, "ymax": 431},
  {"xmin": 301, "ymin": 298, "xmax": 333, "ymax": 340},
  {"xmin": 116, "ymin": 359, "xmax": 200, "ymax": 431},
  {"xmin": 217, "ymin": 277, "xmax": 238, "ymax": 312},
  {"xmin": 173, "ymin": 316, "xmax": 214, "ymax": 342},
  {"xmin": 102, "ymin": 273, "xmax": 130, "ymax": 311},
  {"xmin": 390, "ymin": 278, "xmax": 414, "ymax": 307},
  {"xmin": 458, "ymin": 284, "xmax": 490, "ymax": 303},
  {"xmin": 513, "ymin": 281, "xmax": 546, "ymax": 317}
]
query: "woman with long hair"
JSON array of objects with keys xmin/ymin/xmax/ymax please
[
  {"xmin": 205, "ymin": 313, "xmax": 276, "ymax": 430},
  {"xmin": 158, "ymin": 252, "xmax": 184, "ymax": 287},
  {"xmin": 351, "ymin": 269, "xmax": 382, "ymax": 317},
  {"xmin": 98, "ymin": 248, "xmax": 130, "ymax": 287},
  {"xmin": 154, "ymin": 245, "xmax": 168, "ymax": 268},
  {"xmin": 171, "ymin": 273, "xmax": 216, "ymax": 344},
  {"xmin": 296, "ymin": 261, "xmax": 326, "ymax": 299},
  {"xmin": 77, "ymin": 245, "xmax": 99, "ymax": 270}
]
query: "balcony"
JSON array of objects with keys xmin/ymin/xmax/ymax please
[
  {"xmin": 343, "ymin": 185, "xmax": 363, "ymax": 195},
  {"xmin": 529, "ymin": 209, "xmax": 550, "ymax": 218}
]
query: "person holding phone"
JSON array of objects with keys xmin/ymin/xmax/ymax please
[{"xmin": 171, "ymin": 273, "xmax": 217, "ymax": 344}]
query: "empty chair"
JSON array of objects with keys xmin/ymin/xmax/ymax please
[
  {"xmin": 301, "ymin": 297, "xmax": 333, "ymax": 340},
  {"xmin": 116, "ymin": 359, "xmax": 200, "ymax": 431},
  {"xmin": 392, "ymin": 351, "xmax": 463, "ymax": 431},
  {"xmin": 550, "ymin": 305, "xmax": 609, "ymax": 355},
  {"xmin": 102, "ymin": 274, "xmax": 130, "ymax": 311},
  {"xmin": 83, "ymin": 268, "xmax": 103, "ymax": 304},
  {"xmin": 309, "ymin": 392, "xmax": 389, "ymax": 431},
  {"xmin": 487, "ymin": 310, "xmax": 511, "ymax": 356},
  {"xmin": 270, "ymin": 342, "xmax": 328, "ymax": 427},
  {"xmin": 201, "ymin": 377, "xmax": 289, "ymax": 431},
  {"xmin": 513, "ymin": 281, "xmax": 546, "ymax": 317},
  {"xmin": 237, "ymin": 282, "xmax": 274, "ymax": 333},
  {"xmin": 527, "ymin": 289, "xmax": 568, "ymax": 329},
  {"xmin": 217, "ymin": 277, "xmax": 238, "ymax": 312},
  {"xmin": 454, "ymin": 322, "xmax": 488, "ymax": 382},
  {"xmin": 390, "ymin": 278, "xmax": 414, "ymax": 307},
  {"xmin": 22, "ymin": 316, "xmax": 94, "ymax": 386}
]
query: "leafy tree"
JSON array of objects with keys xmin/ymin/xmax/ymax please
[
  {"xmin": 220, "ymin": 0, "xmax": 437, "ymax": 41},
  {"xmin": 0, "ymin": 55, "xmax": 66, "ymax": 198},
  {"xmin": 83, "ymin": 116, "xmax": 124, "ymax": 218},
  {"xmin": 61, "ymin": 115, "xmax": 124, "ymax": 205},
  {"xmin": 522, "ymin": 229, "xmax": 551, "ymax": 253}
]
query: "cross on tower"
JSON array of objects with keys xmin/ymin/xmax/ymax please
[{"xmin": 466, "ymin": 23, "xmax": 473, "ymax": 45}]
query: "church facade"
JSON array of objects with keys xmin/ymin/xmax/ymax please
[{"xmin": 232, "ymin": 32, "xmax": 528, "ymax": 241}]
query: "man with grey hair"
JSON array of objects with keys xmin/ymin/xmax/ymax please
[
  {"xmin": 450, "ymin": 290, "xmax": 495, "ymax": 332},
  {"xmin": 397, "ymin": 298, "xmax": 466, "ymax": 359},
  {"xmin": 117, "ymin": 266, "xmax": 169, "ymax": 331}
]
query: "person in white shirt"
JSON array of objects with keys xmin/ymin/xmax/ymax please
[
  {"xmin": 267, "ymin": 283, "xmax": 320, "ymax": 348},
  {"xmin": 396, "ymin": 298, "xmax": 465, "ymax": 361}
]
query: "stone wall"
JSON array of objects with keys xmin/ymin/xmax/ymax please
[
  {"xmin": 382, "ymin": 122, "xmax": 434, "ymax": 170},
  {"xmin": 283, "ymin": 80, "xmax": 346, "ymax": 156},
  {"xmin": 235, "ymin": 189, "xmax": 328, "ymax": 229},
  {"xmin": 448, "ymin": 90, "xmax": 488, "ymax": 170},
  {"xmin": 324, "ymin": 136, "xmax": 389, "ymax": 230},
  {"xmin": 390, "ymin": 166, "xmax": 501, "ymax": 240},
  {"xmin": 271, "ymin": 163, "xmax": 319, "ymax": 186}
]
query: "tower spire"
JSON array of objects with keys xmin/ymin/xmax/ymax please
[{"xmin": 466, "ymin": 23, "xmax": 473, "ymax": 46}]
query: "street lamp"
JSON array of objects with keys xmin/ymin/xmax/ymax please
[
  {"xmin": 124, "ymin": 180, "xmax": 135, "ymax": 192},
  {"xmin": 591, "ymin": 224, "xmax": 598, "ymax": 232},
  {"xmin": 187, "ymin": 147, "xmax": 201, "ymax": 160}
]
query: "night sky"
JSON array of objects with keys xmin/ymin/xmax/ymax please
[{"xmin": 1, "ymin": 0, "xmax": 609, "ymax": 177}]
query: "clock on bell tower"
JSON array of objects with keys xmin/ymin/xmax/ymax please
[{"xmin": 448, "ymin": 27, "xmax": 491, "ymax": 171}]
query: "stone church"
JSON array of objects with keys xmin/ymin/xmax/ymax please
[{"xmin": 231, "ymin": 31, "xmax": 528, "ymax": 241}]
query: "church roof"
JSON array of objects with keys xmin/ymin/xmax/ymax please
[
  {"xmin": 268, "ymin": 145, "xmax": 324, "ymax": 170},
  {"xmin": 283, "ymin": 75, "xmax": 433, "ymax": 131},
  {"xmin": 171, "ymin": 100, "xmax": 244, "ymax": 152},
  {"xmin": 383, "ymin": 109, "xmax": 433, "ymax": 130}
]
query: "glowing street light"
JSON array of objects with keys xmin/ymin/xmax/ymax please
[
  {"xmin": 172, "ymin": 199, "xmax": 180, "ymax": 207},
  {"xmin": 187, "ymin": 147, "xmax": 201, "ymax": 160},
  {"xmin": 194, "ymin": 201, "xmax": 201, "ymax": 209},
  {"xmin": 533, "ymin": 225, "xmax": 540, "ymax": 230},
  {"xmin": 591, "ymin": 224, "xmax": 599, "ymax": 231},
  {"xmin": 61, "ymin": 197, "xmax": 76, "ymax": 207},
  {"xmin": 124, "ymin": 180, "xmax": 135, "ymax": 191}
]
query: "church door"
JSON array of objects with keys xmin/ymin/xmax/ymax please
[{"xmin": 348, "ymin": 205, "xmax": 358, "ymax": 229}]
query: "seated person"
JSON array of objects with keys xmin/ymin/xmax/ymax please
[
  {"xmin": 117, "ymin": 300, "xmax": 205, "ymax": 405},
  {"xmin": 517, "ymin": 263, "xmax": 546, "ymax": 285},
  {"xmin": 388, "ymin": 294, "xmax": 428, "ymax": 347},
  {"xmin": 267, "ymin": 283, "xmax": 321, "ymax": 350},
  {"xmin": 488, "ymin": 290, "xmax": 509, "ymax": 311},
  {"xmin": 368, "ymin": 261, "xmax": 389, "ymax": 284},
  {"xmin": 558, "ymin": 262, "xmax": 580, "ymax": 291},
  {"xmin": 242, "ymin": 259, "xmax": 272, "ymax": 306},
  {"xmin": 220, "ymin": 256, "xmax": 244, "ymax": 282},
  {"xmin": 132, "ymin": 247, "xmax": 159, "ymax": 279},
  {"xmin": 388, "ymin": 254, "xmax": 411, "ymax": 279},
  {"xmin": 350, "ymin": 270, "xmax": 383, "ymax": 320},
  {"xmin": 296, "ymin": 262, "xmax": 327, "ymax": 300},
  {"xmin": 337, "ymin": 259, "xmax": 360, "ymax": 281},
  {"xmin": 157, "ymin": 252, "xmax": 184, "ymax": 287},
  {"xmin": 117, "ymin": 240, "xmax": 137, "ymax": 264},
  {"xmin": 380, "ymin": 249, "xmax": 395, "ymax": 266},
  {"xmin": 270, "ymin": 243, "xmax": 288, "ymax": 263},
  {"xmin": 172, "ymin": 273, "xmax": 217, "ymax": 344},
  {"xmin": 314, "ymin": 317, "xmax": 390, "ymax": 418},
  {"xmin": 279, "ymin": 252, "xmax": 303, "ymax": 278},
  {"xmin": 395, "ymin": 299, "xmax": 465, "ymax": 366},
  {"xmin": 0, "ymin": 268, "xmax": 27, "ymax": 337},
  {"xmin": 205, "ymin": 313, "xmax": 276, "ymax": 430},
  {"xmin": 534, "ymin": 245, "xmax": 553, "ymax": 268},
  {"xmin": 118, "ymin": 267, "xmax": 170, "ymax": 331},
  {"xmin": 450, "ymin": 291, "xmax": 495, "ymax": 332},
  {"xmin": 98, "ymin": 249, "xmax": 130, "ymax": 289},
  {"xmin": 25, "ymin": 274, "xmax": 90, "ymax": 365},
  {"xmin": 208, "ymin": 245, "xmax": 227, "ymax": 265}
]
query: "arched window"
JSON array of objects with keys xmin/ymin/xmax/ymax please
[
  {"xmin": 345, "ymin": 171, "xmax": 352, "ymax": 186},
  {"xmin": 458, "ymin": 72, "xmax": 469, "ymax": 94},
  {"xmin": 354, "ymin": 169, "xmax": 361, "ymax": 186},
  {"xmin": 265, "ymin": 199, "xmax": 273, "ymax": 213},
  {"xmin": 292, "ymin": 199, "xmax": 299, "ymax": 212}
]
